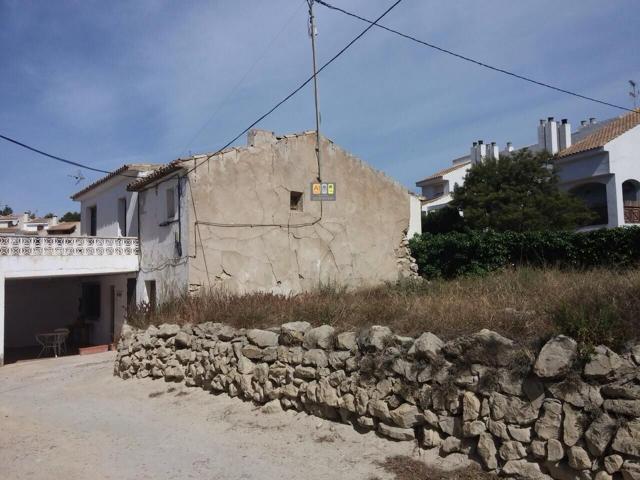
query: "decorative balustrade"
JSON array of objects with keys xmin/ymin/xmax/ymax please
[{"xmin": 0, "ymin": 235, "xmax": 139, "ymax": 256}]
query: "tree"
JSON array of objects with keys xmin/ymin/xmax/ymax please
[
  {"xmin": 422, "ymin": 205, "xmax": 466, "ymax": 234},
  {"xmin": 44, "ymin": 212, "xmax": 55, "ymax": 218},
  {"xmin": 60, "ymin": 211, "xmax": 81, "ymax": 222},
  {"xmin": 0, "ymin": 205, "xmax": 12, "ymax": 216},
  {"xmin": 451, "ymin": 149, "xmax": 594, "ymax": 232}
]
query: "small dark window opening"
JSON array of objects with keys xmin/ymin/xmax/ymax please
[{"xmin": 290, "ymin": 191, "xmax": 303, "ymax": 211}]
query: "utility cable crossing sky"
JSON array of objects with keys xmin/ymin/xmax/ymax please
[{"xmin": 0, "ymin": 0, "xmax": 635, "ymax": 184}]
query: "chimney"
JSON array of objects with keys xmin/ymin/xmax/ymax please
[
  {"xmin": 544, "ymin": 117, "xmax": 559, "ymax": 154},
  {"xmin": 537, "ymin": 119, "xmax": 547, "ymax": 150},
  {"xmin": 589, "ymin": 117, "xmax": 597, "ymax": 125},
  {"xmin": 506, "ymin": 141, "xmax": 514, "ymax": 152},
  {"xmin": 49, "ymin": 215, "xmax": 58, "ymax": 226},
  {"xmin": 470, "ymin": 142, "xmax": 478, "ymax": 164},
  {"xmin": 580, "ymin": 120, "xmax": 588, "ymax": 127},
  {"xmin": 247, "ymin": 129, "xmax": 276, "ymax": 147},
  {"xmin": 488, "ymin": 142, "xmax": 500, "ymax": 160},
  {"xmin": 558, "ymin": 118, "xmax": 572, "ymax": 151}
]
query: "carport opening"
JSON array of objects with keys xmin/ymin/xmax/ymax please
[{"xmin": 3, "ymin": 275, "xmax": 133, "ymax": 365}]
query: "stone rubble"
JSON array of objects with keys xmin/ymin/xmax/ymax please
[{"xmin": 115, "ymin": 325, "xmax": 640, "ymax": 480}]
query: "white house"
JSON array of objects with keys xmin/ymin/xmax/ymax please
[
  {"xmin": 416, "ymin": 110, "xmax": 640, "ymax": 228},
  {"xmin": 0, "ymin": 164, "xmax": 158, "ymax": 365}
]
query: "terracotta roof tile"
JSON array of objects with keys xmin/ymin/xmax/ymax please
[
  {"xmin": 71, "ymin": 164, "xmax": 160, "ymax": 200},
  {"xmin": 416, "ymin": 161, "xmax": 470, "ymax": 185},
  {"xmin": 558, "ymin": 109, "xmax": 640, "ymax": 158}
]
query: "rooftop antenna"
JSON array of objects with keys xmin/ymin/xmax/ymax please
[
  {"xmin": 630, "ymin": 80, "xmax": 638, "ymax": 109},
  {"xmin": 307, "ymin": 0, "xmax": 322, "ymax": 182},
  {"xmin": 68, "ymin": 169, "xmax": 85, "ymax": 185}
]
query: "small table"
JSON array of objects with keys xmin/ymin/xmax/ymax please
[{"xmin": 35, "ymin": 332, "xmax": 66, "ymax": 358}]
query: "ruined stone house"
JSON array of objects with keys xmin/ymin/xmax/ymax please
[{"xmin": 128, "ymin": 129, "xmax": 421, "ymax": 301}]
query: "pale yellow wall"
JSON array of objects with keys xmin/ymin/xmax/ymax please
[{"xmin": 186, "ymin": 132, "xmax": 412, "ymax": 294}]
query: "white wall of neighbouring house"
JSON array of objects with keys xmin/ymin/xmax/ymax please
[
  {"xmin": 606, "ymin": 125, "xmax": 640, "ymax": 226},
  {"xmin": 136, "ymin": 175, "xmax": 190, "ymax": 305},
  {"xmin": 77, "ymin": 177, "xmax": 140, "ymax": 238},
  {"xmin": 408, "ymin": 194, "xmax": 422, "ymax": 238}
]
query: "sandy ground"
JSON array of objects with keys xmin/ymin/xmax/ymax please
[{"xmin": 0, "ymin": 352, "xmax": 472, "ymax": 480}]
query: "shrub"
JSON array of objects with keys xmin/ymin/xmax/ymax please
[{"xmin": 409, "ymin": 227, "xmax": 640, "ymax": 279}]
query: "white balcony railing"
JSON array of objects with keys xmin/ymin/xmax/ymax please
[{"xmin": 0, "ymin": 235, "xmax": 139, "ymax": 256}]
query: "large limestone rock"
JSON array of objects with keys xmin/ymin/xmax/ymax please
[
  {"xmin": 549, "ymin": 378, "xmax": 603, "ymax": 408},
  {"xmin": 389, "ymin": 403, "xmax": 422, "ymax": 429},
  {"xmin": 422, "ymin": 428, "xmax": 443, "ymax": 448},
  {"xmin": 490, "ymin": 392, "xmax": 540, "ymax": 425},
  {"xmin": 174, "ymin": 331, "xmax": 191, "ymax": 348},
  {"xmin": 377, "ymin": 423, "xmax": 414, "ymax": 441},
  {"xmin": 563, "ymin": 403, "xmax": 585, "ymax": 447},
  {"xmin": 280, "ymin": 322, "xmax": 311, "ymax": 346},
  {"xmin": 444, "ymin": 329, "xmax": 515, "ymax": 367},
  {"xmin": 408, "ymin": 332, "xmax": 443, "ymax": 360},
  {"xmin": 500, "ymin": 440, "xmax": 527, "ymax": 461},
  {"xmin": 247, "ymin": 329, "xmax": 279, "ymax": 348},
  {"xmin": 534, "ymin": 336, "xmax": 577, "ymax": 378},
  {"xmin": 335, "ymin": 332, "xmax": 357, "ymax": 351},
  {"xmin": 584, "ymin": 413, "xmax": 616, "ymax": 457},
  {"xmin": 303, "ymin": 325, "xmax": 335, "ymax": 350},
  {"xmin": 357, "ymin": 326, "xmax": 392, "ymax": 352},
  {"xmin": 302, "ymin": 349, "xmax": 329, "ymax": 368},
  {"xmin": 603, "ymin": 399, "xmax": 640, "ymax": 417},
  {"xmin": 604, "ymin": 454, "xmax": 624, "ymax": 474},
  {"xmin": 462, "ymin": 391, "xmax": 480, "ymax": 421},
  {"xmin": 546, "ymin": 439, "xmax": 564, "ymax": 462},
  {"xmin": 621, "ymin": 461, "xmax": 640, "ymax": 480},
  {"xmin": 535, "ymin": 399, "xmax": 563, "ymax": 439},
  {"xmin": 612, "ymin": 419, "xmax": 640, "ymax": 457},
  {"xmin": 477, "ymin": 432, "xmax": 498, "ymax": 470},
  {"xmin": 567, "ymin": 446, "xmax": 592, "ymax": 470},
  {"xmin": 157, "ymin": 323, "xmax": 180, "ymax": 338},
  {"xmin": 584, "ymin": 345, "xmax": 627, "ymax": 380},
  {"xmin": 502, "ymin": 460, "xmax": 551, "ymax": 480}
]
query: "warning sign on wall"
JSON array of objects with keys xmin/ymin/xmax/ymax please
[{"xmin": 310, "ymin": 182, "xmax": 336, "ymax": 201}]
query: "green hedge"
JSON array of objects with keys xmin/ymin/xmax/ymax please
[{"xmin": 408, "ymin": 227, "xmax": 640, "ymax": 279}]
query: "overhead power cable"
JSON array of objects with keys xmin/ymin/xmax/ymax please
[
  {"xmin": 315, "ymin": 0, "xmax": 636, "ymax": 113},
  {"xmin": 0, "ymin": 134, "xmax": 138, "ymax": 178},
  {"xmin": 180, "ymin": 0, "xmax": 405, "ymax": 179}
]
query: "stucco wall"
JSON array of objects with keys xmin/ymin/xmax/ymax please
[
  {"xmin": 136, "ymin": 175, "xmax": 190, "ymax": 304},
  {"xmin": 78, "ymin": 177, "xmax": 140, "ymax": 237},
  {"xmin": 185, "ymin": 132, "xmax": 414, "ymax": 294}
]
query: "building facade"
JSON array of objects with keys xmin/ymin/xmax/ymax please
[
  {"xmin": 416, "ymin": 111, "xmax": 640, "ymax": 229},
  {"xmin": 1, "ymin": 131, "xmax": 420, "ymax": 364}
]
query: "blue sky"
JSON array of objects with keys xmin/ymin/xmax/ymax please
[{"xmin": 1, "ymin": 0, "xmax": 638, "ymax": 215}]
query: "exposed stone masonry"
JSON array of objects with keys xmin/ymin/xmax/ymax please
[{"xmin": 115, "ymin": 324, "xmax": 640, "ymax": 480}]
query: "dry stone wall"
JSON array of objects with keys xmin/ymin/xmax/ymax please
[{"xmin": 115, "ymin": 323, "xmax": 640, "ymax": 480}]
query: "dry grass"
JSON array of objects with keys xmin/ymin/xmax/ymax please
[
  {"xmin": 372, "ymin": 455, "xmax": 497, "ymax": 480},
  {"xmin": 128, "ymin": 268, "xmax": 640, "ymax": 349}
]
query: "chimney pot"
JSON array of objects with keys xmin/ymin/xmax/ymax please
[
  {"xmin": 561, "ymin": 119, "xmax": 568, "ymax": 124},
  {"xmin": 478, "ymin": 140, "xmax": 483, "ymax": 145},
  {"xmin": 581, "ymin": 120, "xmax": 587, "ymax": 127},
  {"xmin": 589, "ymin": 117, "xmax": 597, "ymax": 124},
  {"xmin": 548, "ymin": 117, "xmax": 554, "ymax": 122}
]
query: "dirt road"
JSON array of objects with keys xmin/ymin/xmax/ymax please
[{"xmin": 0, "ymin": 353, "xmax": 470, "ymax": 479}]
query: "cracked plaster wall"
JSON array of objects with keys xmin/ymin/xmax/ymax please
[{"xmin": 186, "ymin": 132, "xmax": 414, "ymax": 294}]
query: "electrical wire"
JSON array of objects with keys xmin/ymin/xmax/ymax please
[
  {"xmin": 177, "ymin": 0, "xmax": 307, "ymax": 159},
  {"xmin": 0, "ymin": 134, "xmax": 139, "ymax": 178},
  {"xmin": 179, "ymin": 0, "xmax": 405, "ymax": 180},
  {"xmin": 315, "ymin": 0, "xmax": 636, "ymax": 114}
]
